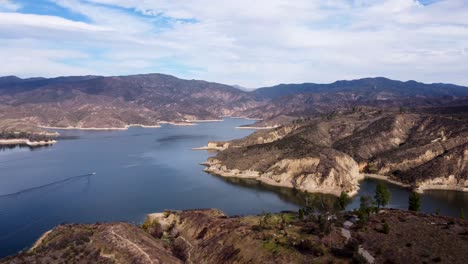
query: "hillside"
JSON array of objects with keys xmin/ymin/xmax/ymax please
[
  {"xmin": 0, "ymin": 74, "xmax": 263, "ymax": 132},
  {"xmin": 203, "ymin": 108, "xmax": 468, "ymax": 195},
  {"xmin": 2, "ymin": 209, "xmax": 467, "ymax": 264}
]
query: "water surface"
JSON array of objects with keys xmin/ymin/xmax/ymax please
[{"xmin": 0, "ymin": 118, "xmax": 466, "ymax": 257}]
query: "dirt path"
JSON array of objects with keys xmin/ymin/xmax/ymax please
[
  {"xmin": 110, "ymin": 226, "xmax": 154, "ymax": 264},
  {"xmin": 177, "ymin": 235, "xmax": 193, "ymax": 264}
]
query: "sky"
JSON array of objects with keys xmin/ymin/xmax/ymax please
[{"xmin": 0, "ymin": 0, "xmax": 467, "ymax": 88}]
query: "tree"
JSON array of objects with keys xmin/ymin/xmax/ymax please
[
  {"xmin": 408, "ymin": 192, "xmax": 421, "ymax": 212},
  {"xmin": 359, "ymin": 196, "xmax": 376, "ymax": 218},
  {"xmin": 374, "ymin": 183, "xmax": 391, "ymax": 208},
  {"xmin": 460, "ymin": 208, "xmax": 465, "ymax": 219},
  {"xmin": 337, "ymin": 191, "xmax": 351, "ymax": 210}
]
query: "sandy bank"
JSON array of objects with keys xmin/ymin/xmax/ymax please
[
  {"xmin": 364, "ymin": 174, "xmax": 411, "ymax": 188},
  {"xmin": 192, "ymin": 146, "xmax": 216, "ymax": 150},
  {"xmin": 158, "ymin": 121, "xmax": 196, "ymax": 126},
  {"xmin": 235, "ymin": 125, "xmax": 280, "ymax": 130},
  {"xmin": 39, "ymin": 123, "xmax": 162, "ymax": 130},
  {"xmin": 0, "ymin": 139, "xmax": 57, "ymax": 146},
  {"xmin": 364, "ymin": 173, "xmax": 468, "ymax": 193},
  {"xmin": 416, "ymin": 184, "xmax": 468, "ymax": 193},
  {"xmin": 189, "ymin": 119, "xmax": 224, "ymax": 123},
  {"xmin": 29, "ymin": 230, "xmax": 52, "ymax": 252},
  {"xmin": 220, "ymin": 116, "xmax": 263, "ymax": 121}
]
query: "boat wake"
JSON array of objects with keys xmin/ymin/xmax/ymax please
[{"xmin": 0, "ymin": 172, "xmax": 96, "ymax": 198}]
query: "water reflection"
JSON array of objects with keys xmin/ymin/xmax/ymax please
[
  {"xmin": 211, "ymin": 174, "xmax": 468, "ymax": 218},
  {"xmin": 0, "ymin": 144, "xmax": 52, "ymax": 152}
]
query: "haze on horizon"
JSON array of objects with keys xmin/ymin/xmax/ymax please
[{"xmin": 0, "ymin": 0, "xmax": 467, "ymax": 87}]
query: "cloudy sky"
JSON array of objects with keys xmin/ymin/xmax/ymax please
[{"xmin": 0, "ymin": 0, "xmax": 467, "ymax": 87}]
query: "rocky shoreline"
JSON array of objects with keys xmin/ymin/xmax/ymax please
[
  {"xmin": 199, "ymin": 111, "xmax": 468, "ymax": 196},
  {"xmin": 202, "ymin": 157, "xmax": 364, "ymax": 197}
]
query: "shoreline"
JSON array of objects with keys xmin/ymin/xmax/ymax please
[
  {"xmin": 188, "ymin": 119, "xmax": 224, "ymax": 123},
  {"xmin": 202, "ymin": 161, "xmax": 468, "ymax": 197},
  {"xmin": 38, "ymin": 117, "xmax": 260, "ymax": 131},
  {"xmin": 192, "ymin": 146, "xmax": 218, "ymax": 150},
  {"xmin": 363, "ymin": 173, "xmax": 412, "ymax": 188},
  {"xmin": 0, "ymin": 139, "xmax": 57, "ymax": 147},
  {"xmin": 29, "ymin": 230, "xmax": 52, "ymax": 253},
  {"xmin": 158, "ymin": 121, "xmax": 196, "ymax": 126},
  {"xmin": 201, "ymin": 161, "xmax": 358, "ymax": 197},
  {"xmin": 364, "ymin": 173, "xmax": 468, "ymax": 193},
  {"xmin": 220, "ymin": 116, "xmax": 263, "ymax": 121},
  {"xmin": 39, "ymin": 124, "xmax": 162, "ymax": 130},
  {"xmin": 235, "ymin": 125, "xmax": 279, "ymax": 130}
]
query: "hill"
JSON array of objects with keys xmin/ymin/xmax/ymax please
[{"xmin": 2, "ymin": 209, "xmax": 467, "ymax": 264}]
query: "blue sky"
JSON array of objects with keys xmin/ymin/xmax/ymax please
[{"xmin": 0, "ymin": 0, "xmax": 467, "ymax": 87}]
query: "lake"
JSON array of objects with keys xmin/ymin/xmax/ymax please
[{"xmin": 0, "ymin": 118, "xmax": 467, "ymax": 257}]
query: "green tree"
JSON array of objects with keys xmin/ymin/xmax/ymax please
[
  {"xmin": 374, "ymin": 183, "xmax": 391, "ymax": 208},
  {"xmin": 408, "ymin": 192, "xmax": 421, "ymax": 212},
  {"xmin": 359, "ymin": 195, "xmax": 375, "ymax": 222},
  {"xmin": 337, "ymin": 191, "xmax": 351, "ymax": 210},
  {"xmin": 460, "ymin": 208, "xmax": 465, "ymax": 219}
]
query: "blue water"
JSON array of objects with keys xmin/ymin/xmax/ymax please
[{"xmin": 0, "ymin": 118, "xmax": 466, "ymax": 257}]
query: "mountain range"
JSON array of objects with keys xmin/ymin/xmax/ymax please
[{"xmin": 0, "ymin": 73, "xmax": 467, "ymax": 137}]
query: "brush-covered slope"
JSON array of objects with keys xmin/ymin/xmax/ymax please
[
  {"xmin": 203, "ymin": 108, "xmax": 468, "ymax": 194},
  {"xmin": 3, "ymin": 209, "xmax": 467, "ymax": 264}
]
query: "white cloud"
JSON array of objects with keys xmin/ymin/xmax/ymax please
[
  {"xmin": 0, "ymin": 0, "xmax": 467, "ymax": 87},
  {"xmin": 0, "ymin": 12, "xmax": 110, "ymax": 32},
  {"xmin": 0, "ymin": 0, "xmax": 20, "ymax": 12}
]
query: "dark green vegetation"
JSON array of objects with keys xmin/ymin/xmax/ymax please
[
  {"xmin": 408, "ymin": 192, "xmax": 421, "ymax": 212},
  {"xmin": 374, "ymin": 183, "xmax": 391, "ymax": 209},
  {"xmin": 0, "ymin": 131, "xmax": 55, "ymax": 142}
]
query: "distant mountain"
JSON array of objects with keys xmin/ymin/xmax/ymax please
[
  {"xmin": 1, "ymin": 74, "xmax": 468, "ymax": 137},
  {"xmin": 0, "ymin": 74, "xmax": 263, "ymax": 131},
  {"xmin": 253, "ymin": 77, "xmax": 468, "ymax": 99}
]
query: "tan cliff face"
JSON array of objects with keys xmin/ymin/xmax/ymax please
[{"xmin": 203, "ymin": 110, "xmax": 468, "ymax": 194}]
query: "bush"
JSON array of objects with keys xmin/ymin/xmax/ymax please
[
  {"xmin": 366, "ymin": 162, "xmax": 379, "ymax": 173},
  {"xmin": 142, "ymin": 218, "xmax": 163, "ymax": 238},
  {"xmin": 382, "ymin": 222, "xmax": 390, "ymax": 234}
]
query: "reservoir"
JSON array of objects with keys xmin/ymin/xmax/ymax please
[{"xmin": 0, "ymin": 118, "xmax": 466, "ymax": 257}]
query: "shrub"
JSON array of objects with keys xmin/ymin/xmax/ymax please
[
  {"xmin": 337, "ymin": 191, "xmax": 351, "ymax": 210},
  {"xmin": 366, "ymin": 162, "xmax": 379, "ymax": 173},
  {"xmin": 408, "ymin": 192, "xmax": 421, "ymax": 212},
  {"xmin": 382, "ymin": 222, "xmax": 390, "ymax": 234}
]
